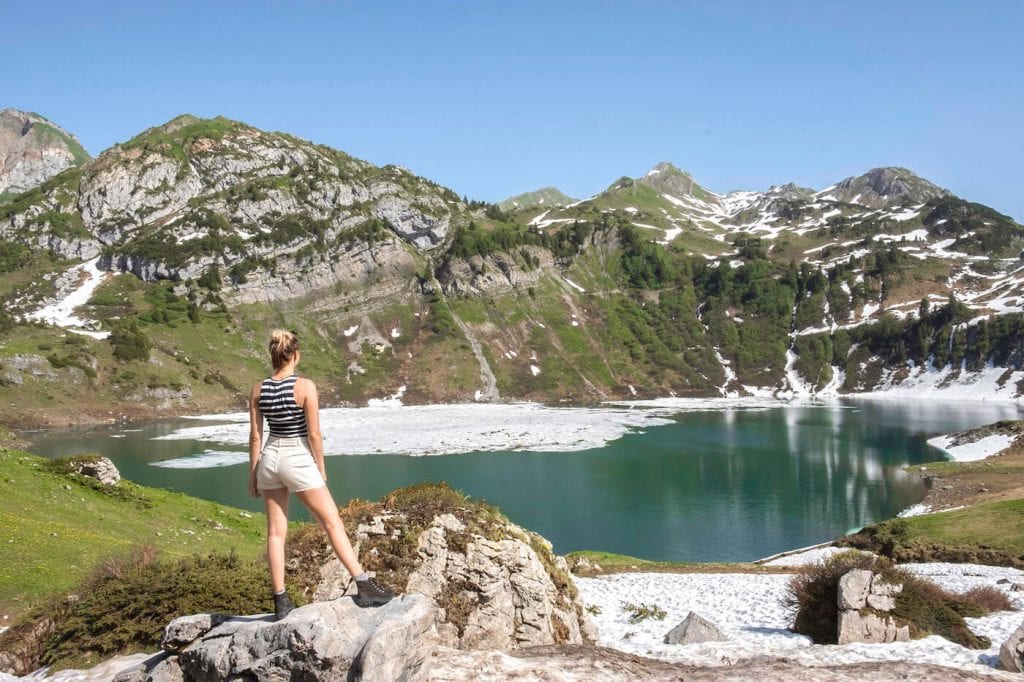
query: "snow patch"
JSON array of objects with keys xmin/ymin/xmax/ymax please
[
  {"xmin": 927, "ymin": 433, "xmax": 1018, "ymax": 462},
  {"xmin": 577, "ymin": 562, "xmax": 1024, "ymax": 673},
  {"xmin": 26, "ymin": 258, "xmax": 113, "ymax": 338},
  {"xmin": 563, "ymin": 277, "xmax": 586, "ymax": 293}
]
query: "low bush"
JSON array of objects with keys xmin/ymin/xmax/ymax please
[
  {"xmin": 962, "ymin": 585, "xmax": 1014, "ymax": 613},
  {"xmin": 40, "ymin": 550, "xmax": 275, "ymax": 671},
  {"xmin": 788, "ymin": 550, "xmax": 880, "ymax": 643},
  {"xmin": 620, "ymin": 601, "xmax": 666, "ymax": 624},
  {"xmin": 787, "ymin": 551, "xmax": 1012, "ymax": 648}
]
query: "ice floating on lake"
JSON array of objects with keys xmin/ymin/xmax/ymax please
[
  {"xmin": 152, "ymin": 398, "xmax": 803, "ymax": 468},
  {"xmin": 149, "ymin": 401, "xmax": 709, "ymax": 466}
]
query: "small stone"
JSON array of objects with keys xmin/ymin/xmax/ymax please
[
  {"xmin": 663, "ymin": 612, "xmax": 728, "ymax": 645},
  {"xmin": 1011, "ymin": 584, "xmax": 1024, "ymax": 592},
  {"xmin": 239, "ymin": 511, "xmax": 253, "ymax": 518}
]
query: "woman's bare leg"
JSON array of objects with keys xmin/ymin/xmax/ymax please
[
  {"xmin": 296, "ymin": 486, "xmax": 364, "ymax": 577},
  {"xmin": 263, "ymin": 487, "xmax": 290, "ymax": 592}
]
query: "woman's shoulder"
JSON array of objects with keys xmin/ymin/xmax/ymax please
[{"xmin": 295, "ymin": 376, "xmax": 318, "ymax": 390}]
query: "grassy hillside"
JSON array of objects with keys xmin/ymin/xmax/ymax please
[{"xmin": 0, "ymin": 449, "xmax": 267, "ymax": 622}]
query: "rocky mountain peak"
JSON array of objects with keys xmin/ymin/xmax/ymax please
[
  {"xmin": 0, "ymin": 109, "xmax": 90, "ymax": 199},
  {"xmin": 636, "ymin": 161, "xmax": 703, "ymax": 198},
  {"xmin": 766, "ymin": 182, "xmax": 815, "ymax": 201},
  {"xmin": 827, "ymin": 166, "xmax": 949, "ymax": 208},
  {"xmin": 499, "ymin": 186, "xmax": 576, "ymax": 212}
]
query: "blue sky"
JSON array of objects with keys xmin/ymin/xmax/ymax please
[{"xmin": 3, "ymin": 1, "xmax": 1022, "ymax": 218}]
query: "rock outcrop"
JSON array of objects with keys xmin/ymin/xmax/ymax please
[
  {"xmin": 2, "ymin": 114, "xmax": 461, "ymax": 275},
  {"xmin": 295, "ymin": 485, "xmax": 596, "ymax": 652},
  {"xmin": 68, "ymin": 456, "xmax": 121, "ymax": 485},
  {"xmin": 828, "ymin": 167, "xmax": 949, "ymax": 209},
  {"xmin": 113, "ymin": 595, "xmax": 440, "ymax": 682},
  {"xmin": 0, "ymin": 355, "xmax": 89, "ymax": 387},
  {"xmin": 836, "ymin": 569, "xmax": 910, "ymax": 645},
  {"xmin": 0, "ymin": 109, "xmax": 89, "ymax": 197},
  {"xmin": 438, "ymin": 247, "xmax": 553, "ymax": 296}
]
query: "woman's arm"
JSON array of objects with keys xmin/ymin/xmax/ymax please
[
  {"xmin": 299, "ymin": 378, "xmax": 326, "ymax": 481},
  {"xmin": 248, "ymin": 382, "xmax": 263, "ymax": 497}
]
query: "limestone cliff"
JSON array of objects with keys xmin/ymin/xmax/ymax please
[{"xmin": 0, "ymin": 109, "xmax": 89, "ymax": 200}]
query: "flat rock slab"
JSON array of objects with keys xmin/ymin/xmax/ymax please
[
  {"xmin": 429, "ymin": 645, "xmax": 1010, "ymax": 681},
  {"xmin": 115, "ymin": 595, "xmax": 439, "ymax": 682}
]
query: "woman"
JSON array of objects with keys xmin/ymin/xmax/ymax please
[{"xmin": 248, "ymin": 329, "xmax": 394, "ymax": 620}]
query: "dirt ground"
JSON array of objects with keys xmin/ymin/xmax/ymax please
[{"xmin": 911, "ymin": 436, "xmax": 1024, "ymax": 511}]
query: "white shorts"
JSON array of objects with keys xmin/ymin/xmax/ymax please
[{"xmin": 256, "ymin": 435, "xmax": 325, "ymax": 492}]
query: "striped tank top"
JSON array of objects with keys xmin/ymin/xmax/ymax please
[{"xmin": 259, "ymin": 375, "xmax": 309, "ymax": 437}]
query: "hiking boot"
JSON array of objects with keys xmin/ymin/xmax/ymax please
[
  {"xmin": 355, "ymin": 576, "xmax": 395, "ymax": 607},
  {"xmin": 274, "ymin": 591, "xmax": 295, "ymax": 621}
]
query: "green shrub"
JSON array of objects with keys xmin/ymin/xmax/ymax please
[
  {"xmin": 620, "ymin": 601, "xmax": 666, "ymax": 624},
  {"xmin": 41, "ymin": 550, "xmax": 274, "ymax": 671},
  {"xmin": 109, "ymin": 322, "xmax": 151, "ymax": 362}
]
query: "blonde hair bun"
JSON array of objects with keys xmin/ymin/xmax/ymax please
[{"xmin": 269, "ymin": 329, "xmax": 299, "ymax": 370}]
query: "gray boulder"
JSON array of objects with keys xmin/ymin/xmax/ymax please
[
  {"xmin": 836, "ymin": 569, "xmax": 910, "ymax": 645},
  {"xmin": 70, "ymin": 456, "xmax": 121, "ymax": 485},
  {"xmin": 1001, "ymin": 619, "xmax": 1024, "ymax": 672},
  {"xmin": 663, "ymin": 612, "xmax": 727, "ymax": 645},
  {"xmin": 117, "ymin": 595, "xmax": 440, "ymax": 681}
]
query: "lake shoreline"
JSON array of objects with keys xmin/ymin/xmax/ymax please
[{"xmin": 7, "ymin": 387, "xmax": 1023, "ymax": 433}]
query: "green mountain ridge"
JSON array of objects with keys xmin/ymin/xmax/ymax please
[
  {"xmin": 498, "ymin": 187, "xmax": 576, "ymax": 212},
  {"xmin": 1, "ymin": 114, "xmax": 1023, "ymax": 427}
]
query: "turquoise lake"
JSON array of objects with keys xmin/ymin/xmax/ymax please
[{"xmin": 26, "ymin": 399, "xmax": 1022, "ymax": 562}]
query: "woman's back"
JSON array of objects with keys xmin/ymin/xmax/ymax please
[{"xmin": 259, "ymin": 375, "xmax": 308, "ymax": 437}]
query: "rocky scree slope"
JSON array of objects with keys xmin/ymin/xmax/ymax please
[{"xmin": 0, "ymin": 109, "xmax": 89, "ymax": 202}]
